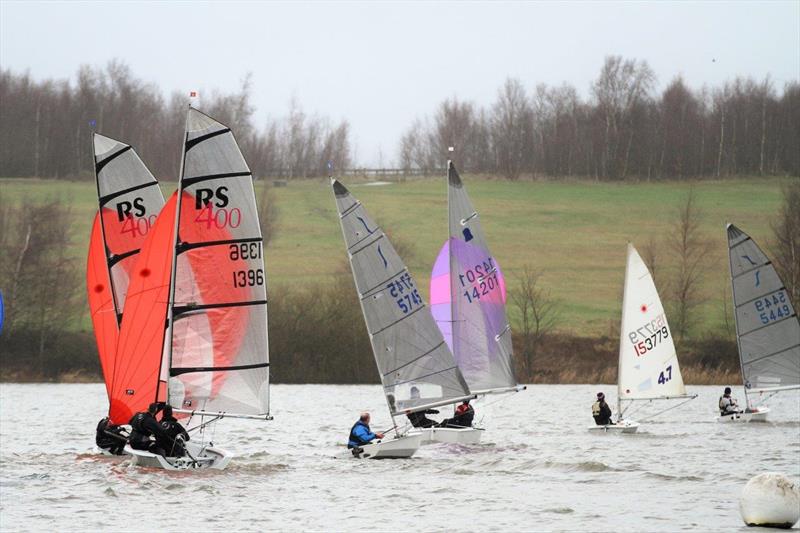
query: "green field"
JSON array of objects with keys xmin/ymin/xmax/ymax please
[{"xmin": 0, "ymin": 176, "xmax": 790, "ymax": 336}]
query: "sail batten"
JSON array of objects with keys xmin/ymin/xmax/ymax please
[
  {"xmin": 726, "ymin": 224, "xmax": 800, "ymax": 400},
  {"xmin": 430, "ymin": 162, "xmax": 519, "ymax": 394},
  {"xmin": 332, "ymin": 179, "xmax": 471, "ymax": 416}
]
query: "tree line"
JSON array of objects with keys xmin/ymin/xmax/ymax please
[
  {"xmin": 400, "ymin": 56, "xmax": 799, "ymax": 179},
  {"xmin": 0, "ymin": 62, "xmax": 352, "ymax": 180},
  {"xmin": 2, "ymin": 56, "xmax": 798, "ymax": 182}
]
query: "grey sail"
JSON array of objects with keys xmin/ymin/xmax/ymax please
[
  {"xmin": 163, "ymin": 107, "xmax": 270, "ymax": 417},
  {"xmin": 727, "ymin": 224, "xmax": 800, "ymax": 398},
  {"xmin": 92, "ymin": 133, "xmax": 165, "ymax": 314},
  {"xmin": 446, "ymin": 162, "xmax": 518, "ymax": 394},
  {"xmin": 332, "ymin": 179, "xmax": 472, "ymax": 416}
]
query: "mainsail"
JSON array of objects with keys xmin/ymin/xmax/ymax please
[
  {"xmin": 332, "ymin": 179, "xmax": 472, "ymax": 416},
  {"xmin": 618, "ymin": 243, "xmax": 688, "ymax": 404},
  {"xmin": 726, "ymin": 224, "xmax": 800, "ymax": 399},
  {"xmin": 112, "ymin": 108, "xmax": 270, "ymax": 425},
  {"xmin": 86, "ymin": 133, "xmax": 164, "ymax": 403},
  {"xmin": 430, "ymin": 162, "xmax": 518, "ymax": 395}
]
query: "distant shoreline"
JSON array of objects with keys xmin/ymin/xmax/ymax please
[{"xmin": 0, "ymin": 371, "xmax": 740, "ymax": 386}]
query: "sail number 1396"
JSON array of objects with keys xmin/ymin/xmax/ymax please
[{"xmin": 229, "ymin": 242, "xmax": 264, "ymax": 288}]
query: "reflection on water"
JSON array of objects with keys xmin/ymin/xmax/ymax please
[{"xmin": 1, "ymin": 384, "xmax": 798, "ymax": 531}]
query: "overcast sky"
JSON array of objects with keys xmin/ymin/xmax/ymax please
[{"xmin": 2, "ymin": 1, "xmax": 798, "ymax": 165}]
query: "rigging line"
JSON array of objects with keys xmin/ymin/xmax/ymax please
[
  {"xmin": 369, "ymin": 305, "xmax": 425, "ymax": 336},
  {"xmin": 389, "ymin": 366, "xmax": 462, "ymax": 388},
  {"xmin": 637, "ymin": 396, "xmax": 697, "ymax": 422},
  {"xmin": 382, "ymin": 341, "xmax": 446, "ymax": 377}
]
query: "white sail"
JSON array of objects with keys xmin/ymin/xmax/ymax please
[
  {"xmin": 332, "ymin": 179, "xmax": 472, "ymax": 416},
  {"xmin": 727, "ymin": 224, "xmax": 800, "ymax": 397},
  {"xmin": 618, "ymin": 243, "xmax": 688, "ymax": 401}
]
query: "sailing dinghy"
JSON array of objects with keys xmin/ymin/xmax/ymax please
[
  {"xmin": 589, "ymin": 243, "xmax": 695, "ymax": 433},
  {"xmin": 427, "ymin": 161, "xmax": 524, "ymax": 444},
  {"xmin": 332, "ymin": 179, "xmax": 474, "ymax": 458},
  {"xmin": 720, "ymin": 224, "xmax": 800, "ymax": 422},
  {"xmin": 115, "ymin": 108, "xmax": 271, "ymax": 470},
  {"xmin": 87, "ymin": 134, "xmax": 165, "ymax": 454}
]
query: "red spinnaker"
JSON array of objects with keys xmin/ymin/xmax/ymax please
[
  {"xmin": 86, "ymin": 214, "xmax": 119, "ymax": 401},
  {"xmin": 110, "ymin": 193, "xmax": 178, "ymax": 425}
]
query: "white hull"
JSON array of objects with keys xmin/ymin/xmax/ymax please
[
  {"xmin": 716, "ymin": 407, "xmax": 770, "ymax": 423},
  {"xmin": 338, "ymin": 434, "xmax": 422, "ymax": 459},
  {"xmin": 125, "ymin": 441, "xmax": 233, "ymax": 470},
  {"xmin": 410, "ymin": 427, "xmax": 483, "ymax": 445},
  {"xmin": 587, "ymin": 420, "xmax": 639, "ymax": 434}
]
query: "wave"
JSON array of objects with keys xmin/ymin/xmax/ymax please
[
  {"xmin": 645, "ymin": 472, "xmax": 705, "ymax": 482},
  {"xmin": 540, "ymin": 460, "xmax": 620, "ymax": 473}
]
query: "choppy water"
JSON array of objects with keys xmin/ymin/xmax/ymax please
[{"xmin": 1, "ymin": 384, "xmax": 798, "ymax": 531}]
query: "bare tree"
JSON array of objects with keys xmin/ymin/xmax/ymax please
[
  {"xmin": 491, "ymin": 78, "xmax": 533, "ymax": 180},
  {"xmin": 668, "ymin": 189, "xmax": 712, "ymax": 342},
  {"xmin": 771, "ymin": 180, "xmax": 800, "ymax": 305},
  {"xmin": 591, "ymin": 56, "xmax": 656, "ymax": 179},
  {"xmin": 510, "ymin": 266, "xmax": 559, "ymax": 378},
  {"xmin": 0, "ymin": 197, "xmax": 82, "ymax": 369},
  {"xmin": 640, "ymin": 235, "xmax": 662, "ymax": 291}
]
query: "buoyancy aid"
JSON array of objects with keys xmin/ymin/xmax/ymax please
[
  {"xmin": 348, "ymin": 420, "xmax": 371, "ymax": 448},
  {"xmin": 592, "ymin": 401, "xmax": 602, "ymax": 416}
]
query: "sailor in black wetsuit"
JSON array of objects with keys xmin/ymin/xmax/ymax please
[
  {"xmin": 95, "ymin": 417, "xmax": 127, "ymax": 455},
  {"xmin": 156, "ymin": 405, "xmax": 189, "ymax": 458},
  {"xmin": 405, "ymin": 386, "xmax": 439, "ymax": 428},
  {"xmin": 128, "ymin": 402, "xmax": 170, "ymax": 456},
  {"xmin": 592, "ymin": 392, "xmax": 614, "ymax": 425}
]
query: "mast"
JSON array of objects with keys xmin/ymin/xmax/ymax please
[
  {"xmin": 158, "ymin": 108, "xmax": 190, "ymax": 406},
  {"xmin": 617, "ymin": 245, "xmax": 629, "ymax": 420}
]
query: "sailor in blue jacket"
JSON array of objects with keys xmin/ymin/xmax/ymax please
[{"xmin": 348, "ymin": 412, "xmax": 384, "ymax": 449}]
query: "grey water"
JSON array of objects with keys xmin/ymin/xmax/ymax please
[{"xmin": 1, "ymin": 383, "xmax": 798, "ymax": 532}]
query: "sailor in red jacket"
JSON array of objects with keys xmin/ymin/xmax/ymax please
[{"xmin": 440, "ymin": 400, "xmax": 475, "ymax": 428}]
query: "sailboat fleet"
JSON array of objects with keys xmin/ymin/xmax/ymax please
[{"xmin": 85, "ymin": 109, "xmax": 799, "ymax": 468}]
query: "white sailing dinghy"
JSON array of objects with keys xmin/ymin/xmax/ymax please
[
  {"xmin": 720, "ymin": 224, "xmax": 800, "ymax": 423},
  {"xmin": 589, "ymin": 244, "xmax": 695, "ymax": 434},
  {"xmin": 87, "ymin": 134, "xmax": 165, "ymax": 455},
  {"xmin": 331, "ymin": 179, "xmax": 474, "ymax": 458},
  {"xmin": 115, "ymin": 108, "xmax": 271, "ymax": 470},
  {"xmin": 427, "ymin": 162, "xmax": 524, "ymax": 445}
]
